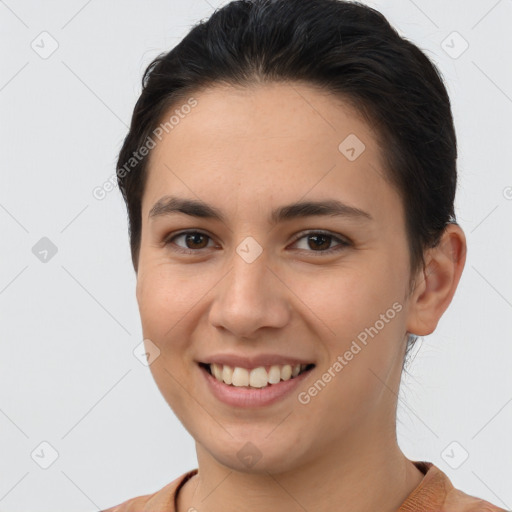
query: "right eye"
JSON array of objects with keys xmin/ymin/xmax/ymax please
[{"xmin": 165, "ymin": 230, "xmax": 217, "ymax": 254}]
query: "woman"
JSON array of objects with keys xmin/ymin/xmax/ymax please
[{"xmin": 103, "ymin": 0, "xmax": 506, "ymax": 510}]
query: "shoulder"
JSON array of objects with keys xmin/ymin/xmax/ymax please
[
  {"xmin": 401, "ymin": 461, "xmax": 508, "ymax": 512},
  {"xmin": 443, "ymin": 485, "xmax": 509, "ymax": 512},
  {"xmin": 100, "ymin": 469, "xmax": 198, "ymax": 512}
]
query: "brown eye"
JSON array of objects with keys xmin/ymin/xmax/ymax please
[
  {"xmin": 165, "ymin": 231, "xmax": 215, "ymax": 253},
  {"xmin": 291, "ymin": 231, "xmax": 350, "ymax": 255},
  {"xmin": 182, "ymin": 232, "xmax": 209, "ymax": 249},
  {"xmin": 164, "ymin": 229, "xmax": 350, "ymax": 256},
  {"xmin": 306, "ymin": 233, "xmax": 331, "ymax": 251}
]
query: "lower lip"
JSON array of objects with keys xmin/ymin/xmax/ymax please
[{"xmin": 199, "ymin": 364, "xmax": 314, "ymax": 408}]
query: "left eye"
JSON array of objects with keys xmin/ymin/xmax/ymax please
[
  {"xmin": 292, "ymin": 231, "xmax": 350, "ymax": 253},
  {"xmin": 165, "ymin": 230, "xmax": 350, "ymax": 255}
]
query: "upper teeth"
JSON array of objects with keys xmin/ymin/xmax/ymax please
[{"xmin": 209, "ymin": 363, "xmax": 309, "ymax": 388}]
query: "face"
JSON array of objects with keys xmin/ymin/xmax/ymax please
[{"xmin": 136, "ymin": 82, "xmax": 417, "ymax": 474}]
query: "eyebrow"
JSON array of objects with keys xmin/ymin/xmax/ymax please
[{"xmin": 148, "ymin": 195, "xmax": 373, "ymax": 224}]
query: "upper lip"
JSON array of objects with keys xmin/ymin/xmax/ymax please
[{"xmin": 199, "ymin": 353, "xmax": 315, "ymax": 370}]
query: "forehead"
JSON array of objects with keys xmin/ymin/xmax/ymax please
[{"xmin": 142, "ymin": 82, "xmax": 401, "ymax": 226}]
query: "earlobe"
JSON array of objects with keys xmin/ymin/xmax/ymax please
[{"xmin": 406, "ymin": 223, "xmax": 467, "ymax": 336}]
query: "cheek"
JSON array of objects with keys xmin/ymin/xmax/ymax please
[
  {"xmin": 306, "ymin": 263, "xmax": 403, "ymax": 339},
  {"xmin": 137, "ymin": 271, "xmax": 199, "ymax": 408},
  {"xmin": 136, "ymin": 264, "xmax": 221, "ymax": 359},
  {"xmin": 305, "ymin": 259, "xmax": 407, "ymax": 398},
  {"xmin": 136, "ymin": 268, "xmax": 191, "ymax": 344}
]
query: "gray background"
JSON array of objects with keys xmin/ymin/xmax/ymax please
[{"xmin": 0, "ymin": 0, "xmax": 511, "ymax": 510}]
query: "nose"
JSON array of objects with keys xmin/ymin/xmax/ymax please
[{"xmin": 208, "ymin": 247, "xmax": 291, "ymax": 339}]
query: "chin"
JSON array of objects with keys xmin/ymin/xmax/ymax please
[{"xmin": 200, "ymin": 430, "xmax": 306, "ymax": 475}]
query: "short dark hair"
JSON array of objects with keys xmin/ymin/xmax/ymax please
[{"xmin": 116, "ymin": 0, "xmax": 458, "ymax": 361}]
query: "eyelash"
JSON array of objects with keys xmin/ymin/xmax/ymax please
[{"xmin": 164, "ymin": 230, "xmax": 351, "ymax": 256}]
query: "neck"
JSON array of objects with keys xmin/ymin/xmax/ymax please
[{"xmin": 176, "ymin": 419, "xmax": 425, "ymax": 512}]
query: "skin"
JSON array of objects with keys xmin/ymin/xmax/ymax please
[{"xmin": 135, "ymin": 82, "xmax": 466, "ymax": 512}]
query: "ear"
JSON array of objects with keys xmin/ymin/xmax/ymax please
[{"xmin": 406, "ymin": 223, "xmax": 467, "ymax": 336}]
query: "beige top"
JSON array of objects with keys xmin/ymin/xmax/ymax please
[{"xmin": 101, "ymin": 461, "xmax": 508, "ymax": 511}]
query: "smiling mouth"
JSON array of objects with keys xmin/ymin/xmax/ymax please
[{"xmin": 199, "ymin": 362, "xmax": 315, "ymax": 389}]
